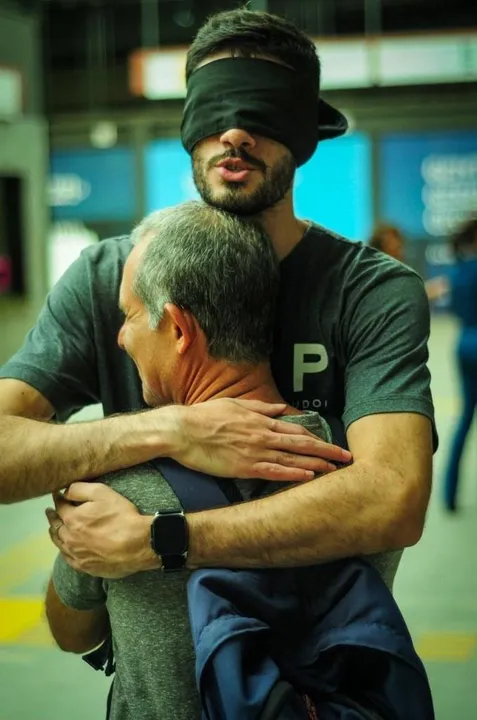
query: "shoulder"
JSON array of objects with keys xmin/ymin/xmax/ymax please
[
  {"xmin": 305, "ymin": 224, "xmax": 425, "ymax": 307},
  {"xmin": 308, "ymin": 223, "xmax": 420, "ymax": 282},
  {"xmin": 101, "ymin": 464, "xmax": 179, "ymax": 515},
  {"xmin": 45, "ymin": 235, "xmax": 133, "ymax": 310},
  {"xmin": 79, "ymin": 235, "xmax": 133, "ymax": 270}
]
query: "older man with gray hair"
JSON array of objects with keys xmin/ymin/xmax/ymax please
[{"xmin": 45, "ymin": 201, "xmax": 337, "ymax": 720}]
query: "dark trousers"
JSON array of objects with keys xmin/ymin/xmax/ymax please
[{"xmin": 444, "ymin": 345, "xmax": 477, "ymax": 509}]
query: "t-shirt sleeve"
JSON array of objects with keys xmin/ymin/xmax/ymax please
[
  {"xmin": 0, "ymin": 250, "xmax": 100, "ymax": 417},
  {"xmin": 52, "ymin": 553, "xmax": 106, "ymax": 611},
  {"xmin": 342, "ymin": 271, "xmax": 436, "ymax": 444}
]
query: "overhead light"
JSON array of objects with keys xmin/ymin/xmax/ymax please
[{"xmin": 90, "ymin": 121, "xmax": 118, "ymax": 149}]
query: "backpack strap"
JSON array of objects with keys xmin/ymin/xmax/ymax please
[
  {"xmin": 150, "ymin": 457, "xmax": 242, "ymax": 512},
  {"xmin": 82, "ymin": 631, "xmax": 115, "ymax": 675}
]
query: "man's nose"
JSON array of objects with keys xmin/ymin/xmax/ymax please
[{"xmin": 219, "ymin": 128, "xmax": 256, "ymax": 150}]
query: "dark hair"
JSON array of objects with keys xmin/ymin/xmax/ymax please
[
  {"xmin": 451, "ymin": 217, "xmax": 477, "ymax": 260},
  {"xmin": 369, "ymin": 224, "xmax": 404, "ymax": 252},
  {"xmin": 132, "ymin": 202, "xmax": 280, "ymax": 364},
  {"xmin": 186, "ymin": 7, "xmax": 320, "ymax": 87}
]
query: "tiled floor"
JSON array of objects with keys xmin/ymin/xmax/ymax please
[{"xmin": 0, "ymin": 313, "xmax": 476, "ymax": 718}]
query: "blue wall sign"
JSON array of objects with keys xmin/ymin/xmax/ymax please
[
  {"xmin": 49, "ymin": 148, "xmax": 138, "ymax": 221},
  {"xmin": 380, "ymin": 131, "xmax": 477, "ymax": 240}
]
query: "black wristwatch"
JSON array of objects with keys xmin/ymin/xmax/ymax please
[{"xmin": 150, "ymin": 509, "xmax": 188, "ymax": 572}]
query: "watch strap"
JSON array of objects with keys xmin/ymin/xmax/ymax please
[
  {"xmin": 150, "ymin": 510, "xmax": 188, "ymax": 573},
  {"xmin": 161, "ymin": 553, "xmax": 187, "ymax": 572}
]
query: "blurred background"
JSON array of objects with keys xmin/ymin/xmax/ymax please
[{"xmin": 0, "ymin": 0, "xmax": 477, "ymax": 717}]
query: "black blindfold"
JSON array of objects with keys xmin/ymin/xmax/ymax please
[{"xmin": 181, "ymin": 58, "xmax": 348, "ymax": 167}]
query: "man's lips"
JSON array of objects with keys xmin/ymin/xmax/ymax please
[
  {"xmin": 215, "ymin": 158, "xmax": 258, "ymax": 182},
  {"xmin": 216, "ymin": 158, "xmax": 255, "ymax": 171},
  {"xmin": 216, "ymin": 167, "xmax": 251, "ymax": 182}
]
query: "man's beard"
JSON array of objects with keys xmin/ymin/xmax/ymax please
[{"xmin": 192, "ymin": 148, "xmax": 296, "ymax": 216}]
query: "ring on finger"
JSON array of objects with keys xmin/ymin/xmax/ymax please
[{"xmin": 50, "ymin": 522, "xmax": 64, "ymax": 539}]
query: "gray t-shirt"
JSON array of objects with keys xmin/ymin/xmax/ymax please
[{"xmin": 52, "ymin": 411, "xmax": 402, "ymax": 720}]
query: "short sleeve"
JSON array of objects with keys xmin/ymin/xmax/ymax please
[
  {"xmin": 342, "ymin": 271, "xmax": 436, "ymax": 446},
  {"xmin": 52, "ymin": 553, "xmax": 106, "ymax": 611},
  {"xmin": 0, "ymin": 249, "xmax": 99, "ymax": 417}
]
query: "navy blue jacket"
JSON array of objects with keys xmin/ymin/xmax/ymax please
[{"xmin": 187, "ymin": 561, "xmax": 434, "ymax": 720}]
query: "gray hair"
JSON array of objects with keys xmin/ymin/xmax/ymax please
[{"xmin": 131, "ymin": 201, "xmax": 279, "ymax": 364}]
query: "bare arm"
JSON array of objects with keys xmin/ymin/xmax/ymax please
[
  {"xmin": 0, "ymin": 379, "xmax": 171, "ymax": 504},
  {"xmin": 0, "ymin": 380, "xmax": 350, "ymax": 504},
  {"xmin": 46, "ymin": 412, "xmax": 431, "ymax": 579},
  {"xmin": 45, "ymin": 576, "xmax": 109, "ymax": 654},
  {"xmin": 184, "ymin": 412, "xmax": 433, "ymax": 568}
]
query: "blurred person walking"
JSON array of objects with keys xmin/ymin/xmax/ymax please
[
  {"xmin": 444, "ymin": 218, "xmax": 477, "ymax": 511},
  {"xmin": 369, "ymin": 224, "xmax": 406, "ymax": 262},
  {"xmin": 369, "ymin": 223, "xmax": 448, "ymax": 301}
]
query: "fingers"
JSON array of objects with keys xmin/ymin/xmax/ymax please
[
  {"xmin": 50, "ymin": 529, "xmax": 76, "ymax": 565},
  {"xmin": 46, "ymin": 507, "xmax": 66, "ymax": 547},
  {"xmin": 251, "ymin": 451, "xmax": 336, "ymax": 478},
  {"xmin": 45, "ymin": 508, "xmax": 77, "ymax": 564},
  {"xmin": 268, "ymin": 418, "xmax": 318, "ymax": 436},
  {"xmin": 48, "ymin": 523, "xmax": 66, "ymax": 551},
  {"xmin": 251, "ymin": 453, "xmax": 345, "ymax": 482},
  {"xmin": 267, "ymin": 420, "xmax": 352, "ymax": 462},
  {"xmin": 63, "ymin": 481, "xmax": 105, "ymax": 503},
  {"xmin": 232, "ymin": 402, "xmax": 352, "ymax": 463},
  {"xmin": 231, "ymin": 399, "xmax": 287, "ymax": 416},
  {"xmin": 52, "ymin": 492, "xmax": 78, "ymax": 523},
  {"xmin": 46, "ymin": 507, "xmax": 62, "ymax": 534},
  {"xmin": 251, "ymin": 463, "xmax": 316, "ymax": 483},
  {"xmin": 267, "ymin": 429, "xmax": 352, "ymax": 464}
]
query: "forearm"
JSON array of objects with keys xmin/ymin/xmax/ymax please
[
  {"xmin": 186, "ymin": 460, "xmax": 427, "ymax": 569},
  {"xmin": 45, "ymin": 577, "xmax": 109, "ymax": 654},
  {"xmin": 0, "ymin": 410, "xmax": 175, "ymax": 504}
]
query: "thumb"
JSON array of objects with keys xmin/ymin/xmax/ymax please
[{"xmin": 64, "ymin": 481, "xmax": 104, "ymax": 503}]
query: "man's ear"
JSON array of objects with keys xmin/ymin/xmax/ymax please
[{"xmin": 163, "ymin": 303, "xmax": 198, "ymax": 354}]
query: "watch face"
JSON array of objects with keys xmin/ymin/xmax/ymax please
[{"xmin": 152, "ymin": 513, "xmax": 187, "ymax": 556}]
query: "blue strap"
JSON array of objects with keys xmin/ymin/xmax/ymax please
[{"xmin": 150, "ymin": 457, "xmax": 240, "ymax": 512}]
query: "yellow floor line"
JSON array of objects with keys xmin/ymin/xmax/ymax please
[
  {"xmin": 0, "ymin": 597, "xmax": 45, "ymax": 643},
  {"xmin": 416, "ymin": 632, "xmax": 477, "ymax": 662},
  {"xmin": 1, "ymin": 594, "xmax": 476, "ymax": 662}
]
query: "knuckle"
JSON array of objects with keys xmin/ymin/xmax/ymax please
[
  {"xmin": 288, "ymin": 436, "xmax": 308, "ymax": 451},
  {"xmin": 259, "ymin": 462, "xmax": 281, "ymax": 478},
  {"xmin": 248, "ymin": 465, "xmax": 264, "ymax": 479},
  {"xmin": 253, "ymin": 461, "xmax": 274, "ymax": 477},
  {"xmin": 268, "ymin": 418, "xmax": 278, "ymax": 432},
  {"xmin": 274, "ymin": 452, "xmax": 293, "ymax": 466}
]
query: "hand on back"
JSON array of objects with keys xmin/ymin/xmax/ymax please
[{"xmin": 164, "ymin": 398, "xmax": 351, "ymax": 482}]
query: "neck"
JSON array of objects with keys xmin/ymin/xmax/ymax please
[
  {"xmin": 174, "ymin": 358, "xmax": 298, "ymax": 414},
  {"xmin": 258, "ymin": 193, "xmax": 310, "ymax": 260}
]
